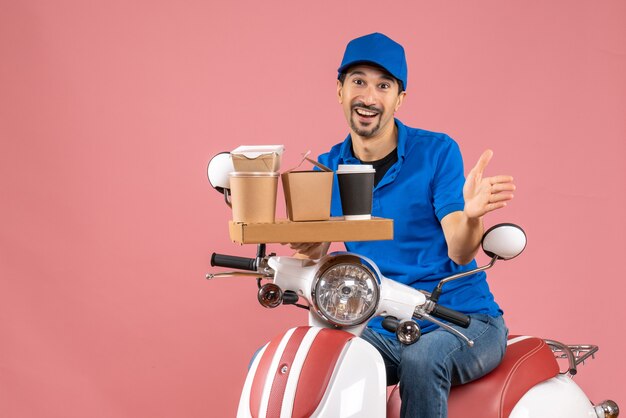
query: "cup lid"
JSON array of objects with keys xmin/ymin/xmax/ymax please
[
  {"xmin": 229, "ymin": 171, "xmax": 279, "ymax": 177},
  {"xmin": 231, "ymin": 145, "xmax": 285, "ymax": 158},
  {"xmin": 336, "ymin": 164, "xmax": 375, "ymax": 174}
]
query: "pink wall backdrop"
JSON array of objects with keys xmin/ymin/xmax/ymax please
[{"xmin": 1, "ymin": 0, "xmax": 624, "ymax": 416}]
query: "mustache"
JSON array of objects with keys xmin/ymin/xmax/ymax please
[{"xmin": 351, "ymin": 102, "xmax": 382, "ymax": 113}]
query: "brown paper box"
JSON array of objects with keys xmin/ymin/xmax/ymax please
[
  {"xmin": 282, "ymin": 170, "xmax": 333, "ymax": 221},
  {"xmin": 228, "ymin": 217, "xmax": 393, "ymax": 244},
  {"xmin": 231, "ymin": 153, "xmax": 281, "ymax": 172}
]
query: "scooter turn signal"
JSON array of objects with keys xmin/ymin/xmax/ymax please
[
  {"xmin": 257, "ymin": 283, "xmax": 283, "ymax": 308},
  {"xmin": 396, "ymin": 320, "xmax": 421, "ymax": 345}
]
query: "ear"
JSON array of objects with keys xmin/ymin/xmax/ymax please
[
  {"xmin": 337, "ymin": 79, "xmax": 344, "ymax": 104},
  {"xmin": 394, "ymin": 91, "xmax": 406, "ymax": 113}
]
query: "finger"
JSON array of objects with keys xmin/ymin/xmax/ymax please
[
  {"xmin": 288, "ymin": 242, "xmax": 317, "ymax": 250},
  {"xmin": 491, "ymin": 183, "xmax": 516, "ymax": 193},
  {"xmin": 294, "ymin": 242, "xmax": 322, "ymax": 254},
  {"xmin": 489, "ymin": 193, "xmax": 514, "ymax": 203},
  {"xmin": 487, "ymin": 175, "xmax": 514, "ymax": 185},
  {"xmin": 296, "ymin": 245, "xmax": 324, "ymax": 259},
  {"xmin": 300, "ymin": 242, "xmax": 319, "ymax": 251},
  {"xmin": 473, "ymin": 149, "xmax": 493, "ymax": 177},
  {"xmin": 485, "ymin": 201, "xmax": 507, "ymax": 213}
]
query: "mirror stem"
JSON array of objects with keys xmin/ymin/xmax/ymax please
[
  {"xmin": 224, "ymin": 189, "xmax": 232, "ymax": 208},
  {"xmin": 430, "ymin": 256, "xmax": 499, "ymax": 302}
]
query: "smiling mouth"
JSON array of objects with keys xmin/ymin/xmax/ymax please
[{"xmin": 354, "ymin": 108, "xmax": 379, "ymax": 118}]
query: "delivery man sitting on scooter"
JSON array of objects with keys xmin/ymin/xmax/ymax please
[{"xmin": 290, "ymin": 32, "xmax": 516, "ymax": 418}]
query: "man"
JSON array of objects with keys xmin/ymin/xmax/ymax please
[{"xmin": 291, "ymin": 33, "xmax": 515, "ymax": 418}]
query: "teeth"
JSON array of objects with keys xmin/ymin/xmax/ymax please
[{"xmin": 356, "ymin": 109, "xmax": 377, "ymax": 116}]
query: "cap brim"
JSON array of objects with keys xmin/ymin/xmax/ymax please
[
  {"xmin": 337, "ymin": 60, "xmax": 391, "ymax": 75},
  {"xmin": 337, "ymin": 60, "xmax": 405, "ymax": 91}
]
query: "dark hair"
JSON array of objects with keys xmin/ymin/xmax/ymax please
[{"xmin": 338, "ymin": 67, "xmax": 404, "ymax": 94}]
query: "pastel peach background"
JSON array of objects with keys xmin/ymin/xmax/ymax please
[{"xmin": 1, "ymin": 1, "xmax": 624, "ymax": 417}]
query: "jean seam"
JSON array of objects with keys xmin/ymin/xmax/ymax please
[{"xmin": 436, "ymin": 314, "xmax": 497, "ymax": 416}]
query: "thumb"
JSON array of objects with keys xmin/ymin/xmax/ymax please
[{"xmin": 473, "ymin": 149, "xmax": 493, "ymax": 177}]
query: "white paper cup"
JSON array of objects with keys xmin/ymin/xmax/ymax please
[{"xmin": 229, "ymin": 172, "xmax": 279, "ymax": 223}]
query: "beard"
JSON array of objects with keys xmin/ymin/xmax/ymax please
[
  {"xmin": 350, "ymin": 102, "xmax": 383, "ymax": 138},
  {"xmin": 350, "ymin": 116, "xmax": 381, "ymax": 138}
]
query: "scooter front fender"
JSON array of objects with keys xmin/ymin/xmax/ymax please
[{"xmin": 238, "ymin": 326, "xmax": 386, "ymax": 418}]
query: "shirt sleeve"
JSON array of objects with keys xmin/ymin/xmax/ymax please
[
  {"xmin": 317, "ymin": 152, "xmax": 330, "ymax": 170},
  {"xmin": 317, "ymin": 151, "xmax": 343, "ymax": 217},
  {"xmin": 432, "ymin": 138, "xmax": 466, "ymax": 221}
]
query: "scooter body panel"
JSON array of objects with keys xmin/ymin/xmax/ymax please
[
  {"xmin": 376, "ymin": 277, "xmax": 426, "ymax": 322},
  {"xmin": 310, "ymin": 337, "xmax": 387, "ymax": 418},
  {"xmin": 509, "ymin": 374, "xmax": 597, "ymax": 418},
  {"xmin": 237, "ymin": 326, "xmax": 386, "ymax": 418},
  {"xmin": 238, "ymin": 343, "xmax": 267, "ymax": 418}
]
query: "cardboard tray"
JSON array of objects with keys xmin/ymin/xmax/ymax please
[{"xmin": 228, "ymin": 217, "xmax": 393, "ymax": 244}]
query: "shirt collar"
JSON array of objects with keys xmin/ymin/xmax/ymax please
[{"xmin": 339, "ymin": 118, "xmax": 407, "ymax": 163}]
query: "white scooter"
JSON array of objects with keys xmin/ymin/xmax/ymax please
[
  {"xmin": 207, "ymin": 226, "xmax": 618, "ymax": 418},
  {"xmin": 206, "ymin": 153, "xmax": 619, "ymax": 418}
]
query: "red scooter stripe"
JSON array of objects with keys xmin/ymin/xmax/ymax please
[
  {"xmin": 265, "ymin": 327, "xmax": 310, "ymax": 417},
  {"xmin": 292, "ymin": 329, "xmax": 355, "ymax": 417},
  {"xmin": 249, "ymin": 335, "xmax": 283, "ymax": 417}
]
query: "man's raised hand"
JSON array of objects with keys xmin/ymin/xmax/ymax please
[{"xmin": 462, "ymin": 150, "xmax": 515, "ymax": 219}]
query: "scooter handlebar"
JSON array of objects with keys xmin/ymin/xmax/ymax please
[
  {"xmin": 211, "ymin": 253, "xmax": 257, "ymax": 271},
  {"xmin": 430, "ymin": 305, "xmax": 471, "ymax": 328}
]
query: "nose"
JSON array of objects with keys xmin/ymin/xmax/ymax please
[{"xmin": 360, "ymin": 85, "xmax": 377, "ymax": 106}]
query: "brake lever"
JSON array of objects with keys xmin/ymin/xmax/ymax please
[
  {"xmin": 205, "ymin": 271, "xmax": 271, "ymax": 279},
  {"xmin": 414, "ymin": 308, "xmax": 474, "ymax": 347}
]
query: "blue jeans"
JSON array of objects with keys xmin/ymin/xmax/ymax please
[{"xmin": 361, "ymin": 314, "xmax": 508, "ymax": 418}]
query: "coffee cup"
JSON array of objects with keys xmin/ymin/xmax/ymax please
[
  {"xmin": 229, "ymin": 172, "xmax": 279, "ymax": 223},
  {"xmin": 336, "ymin": 164, "xmax": 375, "ymax": 220}
]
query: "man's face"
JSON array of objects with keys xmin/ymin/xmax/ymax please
[{"xmin": 337, "ymin": 65, "xmax": 406, "ymax": 139}]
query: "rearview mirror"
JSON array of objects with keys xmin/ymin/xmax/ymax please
[
  {"xmin": 207, "ymin": 152, "xmax": 234, "ymax": 194},
  {"xmin": 482, "ymin": 223, "xmax": 527, "ymax": 260}
]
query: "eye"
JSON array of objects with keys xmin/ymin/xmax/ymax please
[
  {"xmin": 352, "ymin": 79, "xmax": 364, "ymax": 86},
  {"xmin": 379, "ymin": 83, "xmax": 391, "ymax": 89}
]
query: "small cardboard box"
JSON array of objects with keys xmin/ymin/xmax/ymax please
[
  {"xmin": 282, "ymin": 170, "xmax": 333, "ymax": 221},
  {"xmin": 231, "ymin": 145, "xmax": 284, "ymax": 172},
  {"xmin": 228, "ymin": 217, "xmax": 393, "ymax": 244},
  {"xmin": 282, "ymin": 154, "xmax": 334, "ymax": 222}
]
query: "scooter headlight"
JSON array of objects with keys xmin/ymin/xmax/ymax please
[{"xmin": 311, "ymin": 254, "xmax": 380, "ymax": 327}]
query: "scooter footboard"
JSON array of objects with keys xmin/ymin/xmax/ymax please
[{"xmin": 237, "ymin": 326, "xmax": 386, "ymax": 418}]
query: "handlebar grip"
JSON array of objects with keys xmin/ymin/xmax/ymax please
[
  {"xmin": 431, "ymin": 305, "xmax": 471, "ymax": 328},
  {"xmin": 211, "ymin": 253, "xmax": 257, "ymax": 271}
]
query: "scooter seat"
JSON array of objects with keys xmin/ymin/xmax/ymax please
[{"xmin": 386, "ymin": 335, "xmax": 560, "ymax": 418}]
